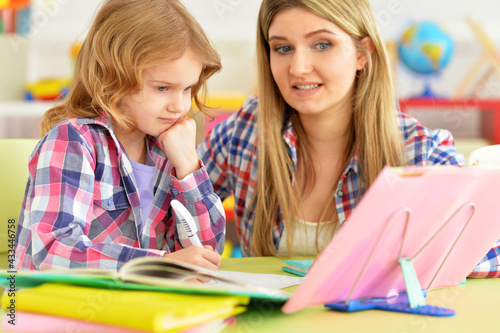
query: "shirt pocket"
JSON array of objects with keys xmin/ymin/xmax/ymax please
[{"xmin": 94, "ymin": 182, "xmax": 129, "ymax": 210}]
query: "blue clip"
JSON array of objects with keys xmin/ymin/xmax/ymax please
[{"xmin": 325, "ymin": 291, "xmax": 455, "ymax": 317}]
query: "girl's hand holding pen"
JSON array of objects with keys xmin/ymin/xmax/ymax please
[
  {"xmin": 158, "ymin": 117, "xmax": 199, "ymax": 179},
  {"xmin": 163, "ymin": 246, "xmax": 221, "ymax": 271},
  {"xmin": 168, "ymin": 199, "xmax": 222, "ymax": 271}
]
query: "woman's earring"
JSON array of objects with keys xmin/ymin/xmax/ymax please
[{"xmin": 356, "ymin": 67, "xmax": 366, "ymax": 78}]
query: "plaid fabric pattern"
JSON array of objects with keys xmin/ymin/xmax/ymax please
[
  {"xmin": 198, "ymin": 96, "xmax": 500, "ymax": 277},
  {"xmin": 15, "ymin": 117, "xmax": 225, "ymax": 270},
  {"xmin": 470, "ymin": 240, "xmax": 500, "ymax": 277}
]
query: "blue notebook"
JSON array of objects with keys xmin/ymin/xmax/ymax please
[{"xmin": 282, "ymin": 259, "xmax": 314, "ymax": 277}]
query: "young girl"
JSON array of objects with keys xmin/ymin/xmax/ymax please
[
  {"xmin": 15, "ymin": 0, "xmax": 225, "ymax": 271},
  {"xmin": 198, "ymin": 0, "xmax": 500, "ymax": 277}
]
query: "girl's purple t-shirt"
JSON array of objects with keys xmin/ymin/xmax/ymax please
[{"xmin": 129, "ymin": 149, "xmax": 157, "ymax": 233}]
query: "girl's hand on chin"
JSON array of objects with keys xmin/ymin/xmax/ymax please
[{"xmin": 158, "ymin": 118, "xmax": 199, "ymax": 179}]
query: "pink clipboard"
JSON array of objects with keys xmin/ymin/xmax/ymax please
[{"xmin": 282, "ymin": 166, "xmax": 500, "ymax": 314}]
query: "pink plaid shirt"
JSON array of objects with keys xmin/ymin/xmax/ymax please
[{"xmin": 15, "ymin": 117, "xmax": 225, "ymax": 270}]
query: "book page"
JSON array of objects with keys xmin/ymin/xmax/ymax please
[
  {"xmin": 208, "ymin": 271, "xmax": 304, "ymax": 290},
  {"xmin": 116, "ymin": 257, "xmax": 292, "ymax": 300}
]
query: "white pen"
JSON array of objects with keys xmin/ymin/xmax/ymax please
[{"xmin": 170, "ymin": 199, "xmax": 203, "ymax": 247}]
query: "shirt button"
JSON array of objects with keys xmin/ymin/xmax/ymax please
[
  {"xmin": 336, "ymin": 190, "xmax": 344, "ymax": 197},
  {"xmin": 107, "ymin": 198, "xmax": 113, "ymax": 206}
]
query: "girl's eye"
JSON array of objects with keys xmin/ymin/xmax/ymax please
[
  {"xmin": 183, "ymin": 86, "xmax": 193, "ymax": 92},
  {"xmin": 157, "ymin": 87, "xmax": 168, "ymax": 92},
  {"xmin": 314, "ymin": 42, "xmax": 331, "ymax": 50},
  {"xmin": 274, "ymin": 45, "xmax": 292, "ymax": 54}
]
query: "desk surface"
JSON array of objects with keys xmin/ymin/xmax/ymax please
[{"xmin": 220, "ymin": 257, "xmax": 498, "ymax": 333}]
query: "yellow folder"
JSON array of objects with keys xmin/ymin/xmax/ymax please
[{"xmin": 2, "ymin": 283, "xmax": 248, "ymax": 332}]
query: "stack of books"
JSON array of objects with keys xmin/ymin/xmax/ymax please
[
  {"xmin": 0, "ymin": 257, "xmax": 291, "ymax": 332},
  {"xmin": 1, "ymin": 283, "xmax": 246, "ymax": 332}
]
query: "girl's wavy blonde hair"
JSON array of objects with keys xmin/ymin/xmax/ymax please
[
  {"xmin": 252, "ymin": 0, "xmax": 407, "ymax": 256},
  {"xmin": 40, "ymin": 0, "xmax": 221, "ymax": 136}
]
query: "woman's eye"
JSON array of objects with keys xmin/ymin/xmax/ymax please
[
  {"xmin": 157, "ymin": 87, "xmax": 168, "ymax": 92},
  {"xmin": 274, "ymin": 45, "xmax": 292, "ymax": 54},
  {"xmin": 314, "ymin": 42, "xmax": 331, "ymax": 50}
]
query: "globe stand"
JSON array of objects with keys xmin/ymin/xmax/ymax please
[
  {"xmin": 419, "ymin": 79, "xmax": 441, "ymax": 99},
  {"xmin": 420, "ymin": 80, "xmax": 433, "ymax": 98}
]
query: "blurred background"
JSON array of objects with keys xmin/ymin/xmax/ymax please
[
  {"xmin": 1, "ymin": 0, "xmax": 500, "ymax": 257},
  {"xmin": 1, "ymin": 0, "xmax": 500, "ymax": 147}
]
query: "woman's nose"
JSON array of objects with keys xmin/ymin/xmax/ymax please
[{"xmin": 289, "ymin": 49, "xmax": 313, "ymax": 77}]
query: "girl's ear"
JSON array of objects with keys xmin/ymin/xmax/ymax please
[{"xmin": 357, "ymin": 36, "xmax": 375, "ymax": 70}]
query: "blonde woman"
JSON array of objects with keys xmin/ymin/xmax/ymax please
[
  {"xmin": 199, "ymin": 0, "xmax": 499, "ymax": 277},
  {"xmin": 15, "ymin": 0, "xmax": 224, "ymax": 271}
]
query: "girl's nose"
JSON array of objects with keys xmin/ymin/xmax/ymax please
[{"xmin": 166, "ymin": 92, "xmax": 188, "ymax": 114}]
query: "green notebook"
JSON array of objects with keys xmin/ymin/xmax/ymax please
[
  {"xmin": 281, "ymin": 259, "xmax": 314, "ymax": 277},
  {"xmin": 0, "ymin": 257, "xmax": 290, "ymax": 302}
]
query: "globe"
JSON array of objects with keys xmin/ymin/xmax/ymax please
[{"xmin": 397, "ymin": 22, "xmax": 454, "ymax": 97}]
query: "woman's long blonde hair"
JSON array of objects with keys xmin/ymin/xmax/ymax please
[
  {"xmin": 252, "ymin": 0, "xmax": 407, "ymax": 256},
  {"xmin": 40, "ymin": 0, "xmax": 221, "ymax": 136}
]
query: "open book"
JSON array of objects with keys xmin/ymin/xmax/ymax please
[{"xmin": 0, "ymin": 257, "xmax": 290, "ymax": 301}]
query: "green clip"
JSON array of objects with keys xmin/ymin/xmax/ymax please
[{"xmin": 398, "ymin": 258, "xmax": 426, "ymax": 308}]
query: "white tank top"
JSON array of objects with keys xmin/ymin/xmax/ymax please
[{"xmin": 277, "ymin": 219, "xmax": 337, "ymax": 256}]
